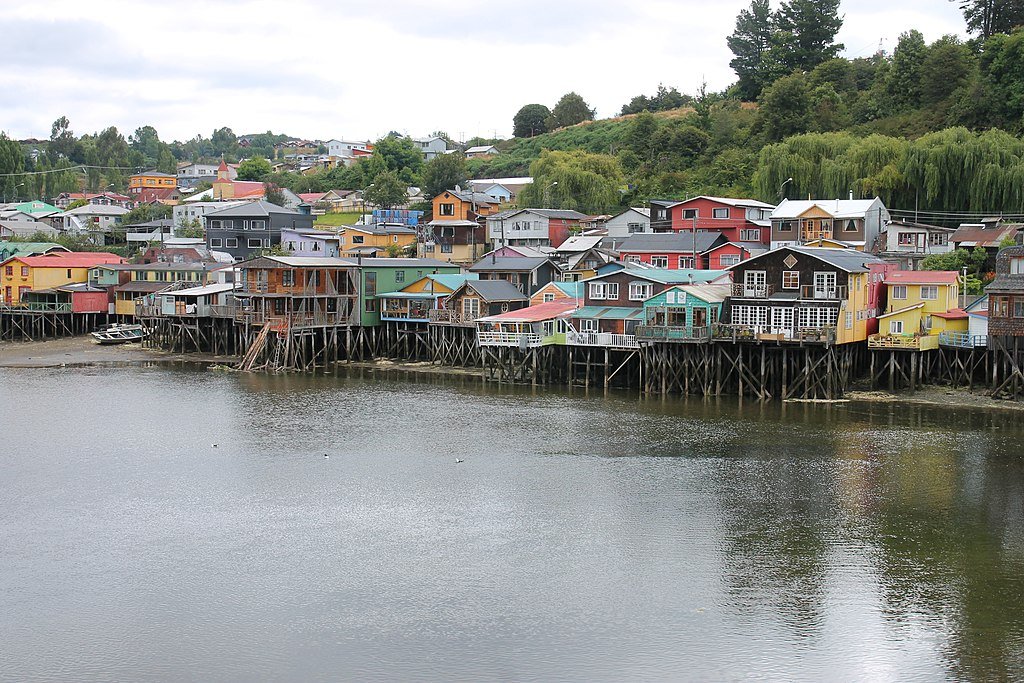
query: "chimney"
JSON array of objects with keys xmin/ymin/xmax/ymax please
[{"xmin": 848, "ymin": 190, "xmax": 853, "ymax": 201}]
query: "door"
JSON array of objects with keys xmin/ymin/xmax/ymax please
[
  {"xmin": 813, "ymin": 272, "xmax": 837, "ymax": 299},
  {"xmin": 693, "ymin": 308, "xmax": 706, "ymax": 328},
  {"xmin": 744, "ymin": 270, "xmax": 766, "ymax": 297},
  {"xmin": 772, "ymin": 307, "xmax": 794, "ymax": 337},
  {"xmin": 462, "ymin": 297, "xmax": 480, "ymax": 321}
]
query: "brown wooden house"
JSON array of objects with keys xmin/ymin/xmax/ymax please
[{"xmin": 233, "ymin": 256, "xmax": 360, "ymax": 330}]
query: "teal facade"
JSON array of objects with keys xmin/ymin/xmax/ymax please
[{"xmin": 358, "ymin": 260, "xmax": 462, "ymax": 326}]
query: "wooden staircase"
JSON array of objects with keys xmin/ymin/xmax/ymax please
[{"xmin": 237, "ymin": 322, "xmax": 272, "ymax": 371}]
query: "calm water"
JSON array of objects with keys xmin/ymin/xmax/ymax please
[{"xmin": 1, "ymin": 366, "xmax": 1023, "ymax": 682}]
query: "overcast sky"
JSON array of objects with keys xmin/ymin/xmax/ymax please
[{"xmin": 2, "ymin": 1, "xmax": 967, "ymax": 144}]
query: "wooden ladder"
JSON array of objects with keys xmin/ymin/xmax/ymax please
[{"xmin": 237, "ymin": 322, "xmax": 271, "ymax": 371}]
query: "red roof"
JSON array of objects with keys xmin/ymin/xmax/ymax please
[
  {"xmin": 299, "ymin": 192, "xmax": 327, "ymax": 203},
  {"xmin": 932, "ymin": 308, "xmax": 967, "ymax": 320},
  {"xmin": 884, "ymin": 271, "xmax": 959, "ymax": 285},
  {"xmin": 218, "ymin": 159, "xmax": 229, "ymax": 171},
  {"xmin": 7, "ymin": 252, "xmax": 123, "ymax": 268},
  {"xmin": 234, "ymin": 181, "xmax": 265, "ymax": 198},
  {"xmin": 480, "ymin": 298, "xmax": 580, "ymax": 322}
]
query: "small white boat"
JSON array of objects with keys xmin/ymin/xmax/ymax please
[{"xmin": 91, "ymin": 323, "xmax": 148, "ymax": 345}]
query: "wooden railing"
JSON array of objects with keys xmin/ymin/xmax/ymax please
[
  {"xmin": 731, "ymin": 283, "xmax": 775, "ymax": 298},
  {"xmin": 428, "ymin": 309, "xmax": 475, "ymax": 326},
  {"xmin": 0, "ymin": 301, "xmax": 73, "ymax": 312},
  {"xmin": 635, "ymin": 325, "xmax": 712, "ymax": 342},
  {"xmin": 800, "ymin": 284, "xmax": 848, "ymax": 300},
  {"xmin": 381, "ymin": 305, "xmax": 431, "ymax": 321},
  {"xmin": 565, "ymin": 330, "xmax": 639, "ymax": 349},
  {"xmin": 477, "ymin": 331, "xmax": 545, "ymax": 347},
  {"xmin": 868, "ymin": 333, "xmax": 939, "ymax": 350},
  {"xmin": 938, "ymin": 331, "xmax": 988, "ymax": 349},
  {"xmin": 713, "ymin": 324, "xmax": 837, "ymax": 344}
]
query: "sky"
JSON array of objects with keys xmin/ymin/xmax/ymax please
[{"xmin": 1, "ymin": 0, "xmax": 968, "ymax": 144}]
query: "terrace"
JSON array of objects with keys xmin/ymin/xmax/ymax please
[{"xmin": 868, "ymin": 333, "xmax": 939, "ymax": 351}]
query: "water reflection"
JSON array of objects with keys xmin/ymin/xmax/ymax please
[{"xmin": 1, "ymin": 366, "xmax": 1022, "ymax": 681}]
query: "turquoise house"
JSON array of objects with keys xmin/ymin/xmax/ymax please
[{"xmin": 637, "ymin": 283, "xmax": 731, "ymax": 342}]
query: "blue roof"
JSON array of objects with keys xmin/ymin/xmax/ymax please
[
  {"xmin": 553, "ymin": 281, "xmax": 583, "ymax": 298},
  {"xmin": 427, "ymin": 273, "xmax": 478, "ymax": 290}
]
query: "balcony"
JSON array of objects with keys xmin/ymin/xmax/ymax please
[
  {"xmin": 731, "ymin": 283, "xmax": 775, "ymax": 298},
  {"xmin": 0, "ymin": 301, "xmax": 73, "ymax": 313},
  {"xmin": 714, "ymin": 324, "xmax": 837, "ymax": 344},
  {"xmin": 938, "ymin": 331, "xmax": 987, "ymax": 349},
  {"xmin": 868, "ymin": 334, "xmax": 939, "ymax": 351},
  {"xmin": 477, "ymin": 331, "xmax": 545, "ymax": 348},
  {"xmin": 799, "ymin": 284, "xmax": 848, "ymax": 300},
  {"xmin": 428, "ymin": 309, "xmax": 476, "ymax": 326},
  {"xmin": 635, "ymin": 325, "xmax": 712, "ymax": 343},
  {"xmin": 565, "ymin": 330, "xmax": 639, "ymax": 349}
]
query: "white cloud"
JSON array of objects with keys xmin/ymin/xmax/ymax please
[{"xmin": 0, "ymin": 0, "xmax": 968, "ymax": 143}]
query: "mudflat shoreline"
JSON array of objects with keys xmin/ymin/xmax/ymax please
[{"xmin": 3, "ymin": 335, "xmax": 1023, "ymax": 413}]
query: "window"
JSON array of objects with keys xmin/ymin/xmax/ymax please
[
  {"xmin": 799, "ymin": 307, "xmax": 838, "ymax": 328},
  {"xmin": 890, "ymin": 320, "xmax": 904, "ymax": 334},
  {"xmin": 365, "ymin": 272, "xmax": 376, "ymax": 297},
  {"xmin": 282, "ymin": 270, "xmax": 294, "ymax": 287},
  {"xmin": 627, "ymin": 222, "xmax": 644, "ymax": 233},
  {"xmin": 650, "ymin": 256, "xmax": 669, "ymax": 268},
  {"xmin": 625, "ymin": 255, "xmax": 641, "ymax": 264},
  {"xmin": 844, "ymin": 219, "xmax": 858, "ymax": 232},
  {"xmin": 543, "ymin": 321, "xmax": 554, "ymax": 336},
  {"xmin": 395, "ymin": 270, "xmax": 405, "ymax": 283},
  {"xmin": 210, "ymin": 238, "xmax": 222, "ymax": 247},
  {"xmin": 581, "ymin": 318, "xmax": 598, "ymax": 332},
  {"xmin": 1011, "ymin": 258, "xmax": 1024, "ymax": 274},
  {"xmin": 4, "ymin": 266, "xmax": 11, "ymax": 276},
  {"xmin": 782, "ymin": 271, "xmax": 800, "ymax": 290},
  {"xmin": 740, "ymin": 229, "xmax": 760, "ymax": 241},
  {"xmin": 629, "ymin": 282, "xmax": 653, "ymax": 301},
  {"xmin": 995, "ymin": 296, "xmax": 1010, "ymax": 317},
  {"xmin": 730, "ymin": 305, "xmax": 769, "ymax": 327},
  {"xmin": 920, "ymin": 285, "xmax": 938, "ymax": 300},
  {"xmin": 352, "ymin": 235, "xmax": 365, "ymax": 244},
  {"xmin": 898, "ymin": 232, "xmax": 915, "ymax": 246},
  {"xmin": 424, "ymin": 243, "xmax": 435, "ymax": 252},
  {"xmin": 21, "ymin": 266, "xmax": 29, "ymax": 277},
  {"xmin": 439, "ymin": 203, "xmax": 455, "ymax": 216},
  {"xmin": 678, "ymin": 256, "xmax": 695, "ymax": 269},
  {"xmin": 682, "ymin": 209, "xmax": 697, "ymax": 219},
  {"xmin": 846, "ymin": 311, "xmax": 853, "ymax": 329},
  {"xmin": 929, "ymin": 232, "xmax": 947, "ymax": 246},
  {"xmin": 719, "ymin": 254, "xmax": 740, "ymax": 267},
  {"xmin": 1015, "ymin": 300, "xmax": 1024, "ymax": 319},
  {"xmin": 589, "ymin": 283, "xmax": 607, "ymax": 300},
  {"xmin": 543, "ymin": 293, "xmax": 555, "ymax": 302},
  {"xmin": 441, "ymin": 243, "xmax": 453, "ymax": 253},
  {"xmin": 778, "ymin": 220, "xmax": 794, "ymax": 232},
  {"xmin": 226, "ymin": 238, "xmax": 237, "ymax": 248},
  {"xmin": 393, "ymin": 235, "xmax": 399, "ymax": 243},
  {"xmin": 462, "ymin": 297, "xmax": 480, "ymax": 320},
  {"xmin": 713, "ymin": 207, "xmax": 729, "ymax": 219},
  {"xmin": 248, "ymin": 238, "xmax": 263, "ymax": 249},
  {"xmin": 606, "ymin": 283, "xmax": 619, "ymax": 300},
  {"xmin": 892, "ymin": 285, "xmax": 907, "ymax": 300},
  {"xmin": 208, "ymin": 220, "xmax": 222, "ymax": 229},
  {"xmin": 364, "ymin": 298, "xmax": 376, "ymax": 313},
  {"xmin": 222, "ymin": 220, "xmax": 233, "ymax": 229}
]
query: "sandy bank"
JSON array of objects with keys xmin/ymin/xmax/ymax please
[{"xmin": 0, "ymin": 336, "xmax": 228, "ymax": 368}]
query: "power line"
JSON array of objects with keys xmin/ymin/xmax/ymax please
[{"xmin": 0, "ymin": 164, "xmax": 145, "ymax": 178}]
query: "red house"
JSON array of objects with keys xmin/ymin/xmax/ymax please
[
  {"xmin": 651, "ymin": 196, "xmax": 775, "ymax": 245},
  {"xmin": 615, "ymin": 232, "xmax": 727, "ymax": 269},
  {"xmin": 703, "ymin": 242, "xmax": 768, "ymax": 270}
]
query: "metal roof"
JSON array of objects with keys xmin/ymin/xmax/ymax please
[
  {"xmin": 586, "ymin": 266, "xmax": 728, "ymax": 285},
  {"xmin": 477, "ymin": 298, "xmax": 579, "ymax": 322},
  {"xmin": 652, "ymin": 283, "xmax": 732, "ymax": 304},
  {"xmin": 679, "ymin": 195, "xmax": 776, "ymax": 209},
  {"xmin": 461, "ymin": 279, "xmax": 529, "ymax": 302},
  {"xmin": 204, "ymin": 200, "xmax": 301, "ymax": 217},
  {"xmin": 469, "ymin": 256, "xmax": 550, "ymax": 272},
  {"xmin": 615, "ymin": 232, "xmax": 725, "ymax": 254},
  {"xmin": 771, "ymin": 198, "xmax": 881, "ymax": 220},
  {"xmin": 884, "ymin": 271, "xmax": 959, "ymax": 285},
  {"xmin": 737, "ymin": 246, "xmax": 886, "ymax": 273},
  {"xmin": 166, "ymin": 282, "xmax": 238, "ymax": 297},
  {"xmin": 571, "ymin": 306, "xmax": 644, "ymax": 320}
]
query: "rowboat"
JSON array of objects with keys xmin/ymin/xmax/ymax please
[{"xmin": 91, "ymin": 323, "xmax": 148, "ymax": 345}]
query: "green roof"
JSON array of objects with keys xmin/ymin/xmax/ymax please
[
  {"xmin": 14, "ymin": 200, "xmax": 61, "ymax": 214},
  {"xmin": 0, "ymin": 241, "xmax": 68, "ymax": 258},
  {"xmin": 553, "ymin": 281, "xmax": 583, "ymax": 297},
  {"xmin": 426, "ymin": 273, "xmax": 478, "ymax": 290},
  {"xmin": 571, "ymin": 306, "xmax": 644, "ymax": 320}
]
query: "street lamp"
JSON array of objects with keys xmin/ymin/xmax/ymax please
[
  {"xmin": 544, "ymin": 180, "xmax": 558, "ymax": 209},
  {"xmin": 779, "ymin": 177, "xmax": 793, "ymax": 201}
]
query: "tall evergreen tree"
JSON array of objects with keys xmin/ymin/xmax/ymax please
[
  {"xmin": 951, "ymin": 0, "xmax": 1024, "ymax": 38},
  {"xmin": 727, "ymin": 0, "xmax": 779, "ymax": 100},
  {"xmin": 885, "ymin": 30, "xmax": 927, "ymax": 112},
  {"xmin": 775, "ymin": 0, "xmax": 844, "ymax": 72}
]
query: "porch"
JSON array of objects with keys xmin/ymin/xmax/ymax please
[{"xmin": 868, "ymin": 333, "xmax": 939, "ymax": 351}]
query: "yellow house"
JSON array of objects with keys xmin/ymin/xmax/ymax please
[
  {"xmin": 341, "ymin": 224, "xmax": 417, "ymax": 256},
  {"xmin": 869, "ymin": 271, "xmax": 964, "ymax": 350},
  {"xmin": 110, "ymin": 263, "xmax": 213, "ymax": 315},
  {"xmin": 378, "ymin": 273, "xmax": 478, "ymax": 321},
  {"xmin": 1, "ymin": 253, "xmax": 123, "ymax": 305}
]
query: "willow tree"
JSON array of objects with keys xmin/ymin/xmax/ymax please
[{"xmin": 517, "ymin": 149, "xmax": 624, "ymax": 214}]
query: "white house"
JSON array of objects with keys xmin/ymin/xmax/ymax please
[
  {"xmin": 411, "ymin": 136, "xmax": 448, "ymax": 161},
  {"xmin": 877, "ymin": 220, "xmax": 956, "ymax": 270},
  {"xmin": 769, "ymin": 197, "xmax": 890, "ymax": 251},
  {"xmin": 485, "ymin": 208, "xmax": 587, "ymax": 248},
  {"xmin": 62, "ymin": 204, "xmax": 129, "ymax": 236},
  {"xmin": 465, "ymin": 145, "xmax": 499, "ymax": 159},
  {"xmin": 605, "ymin": 207, "xmax": 651, "ymax": 239},
  {"xmin": 173, "ymin": 201, "xmax": 248, "ymax": 231}
]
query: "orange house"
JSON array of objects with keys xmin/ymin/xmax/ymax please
[
  {"xmin": 432, "ymin": 190, "xmax": 502, "ymax": 221},
  {"xmin": 128, "ymin": 171, "xmax": 177, "ymax": 194}
]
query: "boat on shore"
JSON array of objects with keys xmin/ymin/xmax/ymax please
[{"xmin": 91, "ymin": 324, "xmax": 148, "ymax": 345}]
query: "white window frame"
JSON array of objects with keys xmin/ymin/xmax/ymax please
[
  {"xmin": 589, "ymin": 283, "xmax": 607, "ymax": 300},
  {"xmin": 543, "ymin": 293, "xmax": 555, "ymax": 302},
  {"xmin": 712, "ymin": 207, "xmax": 729, "ymax": 219},
  {"xmin": 247, "ymin": 238, "xmax": 263, "ymax": 249},
  {"xmin": 678, "ymin": 256, "xmax": 695, "ymax": 269},
  {"xmin": 890, "ymin": 320, "xmax": 904, "ymax": 334},
  {"xmin": 209, "ymin": 238, "xmax": 222, "ymax": 247},
  {"xmin": 605, "ymin": 282, "xmax": 619, "ymax": 300},
  {"xmin": 581, "ymin": 318, "xmax": 598, "ymax": 332},
  {"xmin": 740, "ymin": 228, "xmax": 760, "ymax": 241},
  {"xmin": 628, "ymin": 282, "xmax": 653, "ymax": 301},
  {"xmin": 892, "ymin": 285, "xmax": 907, "ymax": 300},
  {"xmin": 782, "ymin": 271, "xmax": 800, "ymax": 290},
  {"xmin": 650, "ymin": 256, "xmax": 669, "ymax": 268},
  {"xmin": 226, "ymin": 238, "xmax": 238, "ymax": 248},
  {"xmin": 719, "ymin": 254, "xmax": 740, "ymax": 267},
  {"xmin": 920, "ymin": 285, "xmax": 938, "ymax": 300}
]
